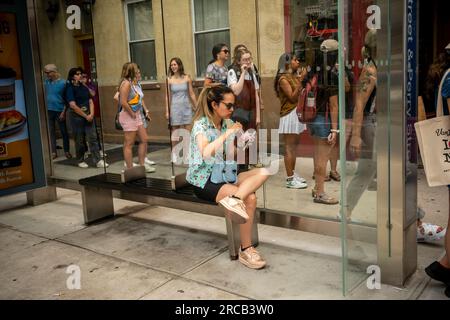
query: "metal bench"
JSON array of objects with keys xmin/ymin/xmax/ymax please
[{"xmin": 78, "ymin": 172, "xmax": 259, "ymax": 260}]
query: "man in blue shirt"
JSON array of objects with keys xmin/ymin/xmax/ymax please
[{"xmin": 44, "ymin": 64, "xmax": 72, "ymax": 159}]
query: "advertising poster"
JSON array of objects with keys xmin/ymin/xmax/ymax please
[{"xmin": 0, "ymin": 12, "xmax": 33, "ymax": 190}]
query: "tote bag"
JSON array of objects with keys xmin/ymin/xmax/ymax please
[{"xmin": 414, "ymin": 68, "xmax": 450, "ymax": 187}]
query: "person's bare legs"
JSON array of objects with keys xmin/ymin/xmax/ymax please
[
  {"xmin": 329, "ymin": 141, "xmax": 339, "ymax": 175},
  {"xmin": 439, "ymin": 189, "xmax": 450, "ymax": 268},
  {"xmin": 284, "ymin": 134, "xmax": 299, "ymax": 177},
  {"xmin": 136, "ymin": 125, "xmax": 148, "ymax": 166},
  {"xmin": 313, "ymin": 137, "xmax": 332, "ymax": 194},
  {"xmin": 234, "ymin": 168, "xmax": 270, "ymax": 200},
  {"xmin": 215, "ymin": 184, "xmax": 256, "ymax": 248},
  {"xmin": 123, "ymin": 131, "xmax": 137, "ymax": 169},
  {"xmin": 171, "ymin": 125, "xmax": 181, "ymax": 149}
]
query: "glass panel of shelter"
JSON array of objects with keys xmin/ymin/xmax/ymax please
[
  {"xmin": 36, "ymin": 0, "xmax": 107, "ymax": 182},
  {"xmin": 260, "ymin": 0, "xmax": 342, "ymax": 220}
]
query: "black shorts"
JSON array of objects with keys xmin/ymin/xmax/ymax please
[{"xmin": 192, "ymin": 178, "xmax": 226, "ymax": 203}]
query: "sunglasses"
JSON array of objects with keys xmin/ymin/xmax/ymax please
[
  {"xmin": 221, "ymin": 49, "xmax": 230, "ymax": 54},
  {"xmin": 221, "ymin": 102, "xmax": 235, "ymax": 110}
]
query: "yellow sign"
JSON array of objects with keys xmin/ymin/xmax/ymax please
[{"xmin": 0, "ymin": 13, "xmax": 33, "ymax": 190}]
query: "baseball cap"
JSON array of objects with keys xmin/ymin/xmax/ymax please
[
  {"xmin": 44, "ymin": 64, "xmax": 58, "ymax": 73},
  {"xmin": 320, "ymin": 39, "xmax": 339, "ymax": 53}
]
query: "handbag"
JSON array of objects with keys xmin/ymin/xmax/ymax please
[
  {"xmin": 297, "ymin": 74, "xmax": 318, "ymax": 123},
  {"xmin": 414, "ymin": 68, "xmax": 450, "ymax": 187},
  {"xmin": 210, "ymin": 161, "xmax": 238, "ymax": 184},
  {"xmin": 231, "ymin": 108, "xmax": 252, "ymax": 125},
  {"xmin": 209, "ymin": 128, "xmax": 238, "ymax": 184}
]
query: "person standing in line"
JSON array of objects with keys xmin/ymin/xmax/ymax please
[
  {"xmin": 204, "ymin": 43, "xmax": 230, "ymax": 87},
  {"xmin": 305, "ymin": 40, "xmax": 339, "ymax": 205},
  {"xmin": 274, "ymin": 53, "xmax": 308, "ymax": 189},
  {"xmin": 166, "ymin": 57, "xmax": 197, "ymax": 163},
  {"xmin": 43, "ymin": 64, "xmax": 72, "ymax": 160},
  {"xmin": 228, "ymin": 49, "xmax": 260, "ymax": 172},
  {"xmin": 80, "ymin": 71, "xmax": 105, "ymax": 158},
  {"xmin": 66, "ymin": 67, "xmax": 107, "ymax": 168},
  {"xmin": 118, "ymin": 62, "xmax": 154, "ymax": 173}
]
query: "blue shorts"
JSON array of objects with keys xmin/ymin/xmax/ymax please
[{"xmin": 307, "ymin": 115, "xmax": 331, "ymax": 139}]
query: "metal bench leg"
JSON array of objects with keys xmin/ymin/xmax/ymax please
[
  {"xmin": 225, "ymin": 214, "xmax": 241, "ymax": 260},
  {"xmin": 82, "ymin": 186, "xmax": 114, "ymax": 224}
]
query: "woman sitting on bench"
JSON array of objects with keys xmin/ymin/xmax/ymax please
[{"xmin": 186, "ymin": 86, "xmax": 269, "ymax": 270}]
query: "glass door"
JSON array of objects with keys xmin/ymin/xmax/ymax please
[{"xmin": 338, "ymin": 0, "xmax": 392, "ymax": 294}]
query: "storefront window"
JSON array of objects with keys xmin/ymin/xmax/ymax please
[
  {"xmin": 126, "ymin": 0, "xmax": 157, "ymax": 81},
  {"xmin": 193, "ymin": 0, "xmax": 230, "ymax": 77}
]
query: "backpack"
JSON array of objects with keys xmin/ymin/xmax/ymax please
[{"xmin": 296, "ymin": 74, "xmax": 319, "ymax": 124}]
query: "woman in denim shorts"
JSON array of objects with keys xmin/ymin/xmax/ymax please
[{"xmin": 306, "ymin": 39, "xmax": 340, "ymax": 205}]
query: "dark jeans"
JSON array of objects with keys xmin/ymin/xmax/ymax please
[
  {"xmin": 70, "ymin": 114, "xmax": 100, "ymax": 164},
  {"xmin": 48, "ymin": 110, "xmax": 70, "ymax": 153}
]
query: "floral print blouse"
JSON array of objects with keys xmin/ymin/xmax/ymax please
[{"xmin": 186, "ymin": 116, "xmax": 234, "ymax": 188}]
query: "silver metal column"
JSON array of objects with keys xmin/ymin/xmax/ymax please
[{"xmin": 377, "ymin": 0, "xmax": 417, "ymax": 286}]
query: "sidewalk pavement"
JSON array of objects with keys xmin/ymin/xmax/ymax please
[{"xmin": 0, "ymin": 169, "xmax": 448, "ymax": 300}]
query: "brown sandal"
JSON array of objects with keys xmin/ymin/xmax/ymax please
[
  {"xmin": 313, "ymin": 192, "xmax": 339, "ymax": 205},
  {"xmin": 329, "ymin": 171, "xmax": 341, "ymax": 181}
]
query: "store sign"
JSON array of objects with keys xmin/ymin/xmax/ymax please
[
  {"xmin": 405, "ymin": 0, "xmax": 417, "ymax": 163},
  {"xmin": 0, "ymin": 13, "xmax": 34, "ymax": 190}
]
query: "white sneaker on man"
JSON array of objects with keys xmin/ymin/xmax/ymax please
[
  {"xmin": 78, "ymin": 161, "xmax": 89, "ymax": 168},
  {"xmin": 144, "ymin": 164, "xmax": 156, "ymax": 173},
  {"xmin": 96, "ymin": 159, "xmax": 109, "ymax": 168},
  {"xmin": 219, "ymin": 196, "xmax": 249, "ymax": 224},
  {"xmin": 145, "ymin": 157, "xmax": 155, "ymax": 165},
  {"xmin": 293, "ymin": 173, "xmax": 307, "ymax": 184},
  {"xmin": 286, "ymin": 176, "xmax": 307, "ymax": 189}
]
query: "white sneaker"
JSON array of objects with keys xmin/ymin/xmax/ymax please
[
  {"xmin": 99, "ymin": 150, "xmax": 107, "ymax": 157},
  {"xmin": 78, "ymin": 161, "xmax": 89, "ymax": 168},
  {"xmin": 96, "ymin": 159, "xmax": 109, "ymax": 168},
  {"xmin": 144, "ymin": 164, "xmax": 156, "ymax": 173},
  {"xmin": 293, "ymin": 173, "xmax": 307, "ymax": 184},
  {"xmin": 219, "ymin": 196, "xmax": 249, "ymax": 224},
  {"xmin": 145, "ymin": 157, "xmax": 155, "ymax": 165},
  {"xmin": 286, "ymin": 177, "xmax": 307, "ymax": 189},
  {"xmin": 123, "ymin": 162, "xmax": 139, "ymax": 168}
]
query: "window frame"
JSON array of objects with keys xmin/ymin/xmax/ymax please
[
  {"xmin": 124, "ymin": 0, "xmax": 157, "ymax": 83},
  {"xmin": 191, "ymin": 0, "xmax": 230, "ymax": 79}
]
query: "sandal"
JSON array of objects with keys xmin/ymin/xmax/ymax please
[
  {"xmin": 417, "ymin": 223, "xmax": 446, "ymax": 243},
  {"xmin": 313, "ymin": 192, "xmax": 339, "ymax": 205},
  {"xmin": 329, "ymin": 171, "xmax": 341, "ymax": 181}
]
